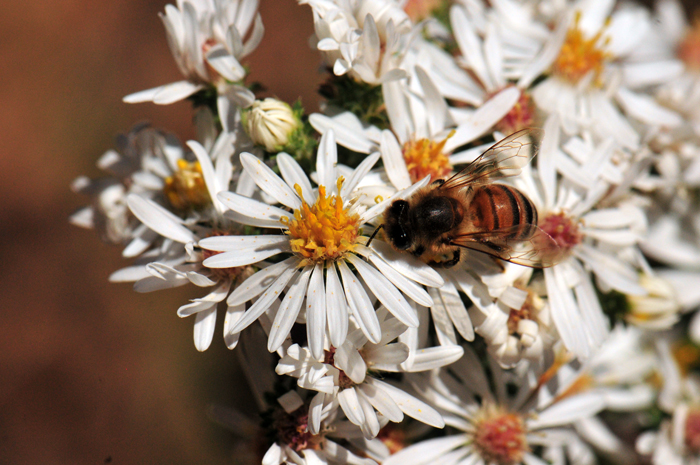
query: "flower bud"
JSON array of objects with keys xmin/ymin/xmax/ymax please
[{"xmin": 244, "ymin": 98, "xmax": 300, "ymax": 152}]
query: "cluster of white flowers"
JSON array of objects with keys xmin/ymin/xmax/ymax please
[{"xmin": 73, "ymin": 0, "xmax": 700, "ymax": 463}]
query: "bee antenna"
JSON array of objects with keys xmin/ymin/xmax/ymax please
[{"xmin": 366, "ymin": 224, "xmax": 384, "ymax": 247}]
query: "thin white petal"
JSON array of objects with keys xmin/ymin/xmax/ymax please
[
  {"xmin": 326, "ymin": 262, "xmax": 349, "ymax": 347},
  {"xmin": 241, "ymin": 152, "xmax": 302, "ymax": 209},
  {"xmin": 193, "ymin": 306, "xmax": 217, "ymax": 351},
  {"xmin": 268, "ymin": 266, "xmax": 313, "ymax": 352},
  {"xmin": 227, "ymin": 257, "xmax": 297, "ymax": 306},
  {"xmin": 218, "ymin": 191, "xmax": 291, "ymax": 228},
  {"xmin": 338, "ymin": 260, "xmax": 381, "ymax": 343},
  {"xmin": 366, "ymin": 377, "xmax": 444, "ymax": 428},
  {"xmin": 306, "ymin": 263, "xmax": 326, "ymax": 360},
  {"xmin": 126, "ymin": 194, "xmax": 197, "ymax": 243}
]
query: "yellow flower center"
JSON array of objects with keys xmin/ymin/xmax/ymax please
[
  {"xmin": 402, "ymin": 134, "xmax": 453, "ymax": 183},
  {"xmin": 552, "ymin": 12, "xmax": 612, "ymax": 86},
  {"xmin": 284, "ymin": 178, "xmax": 361, "ymax": 265},
  {"xmin": 471, "ymin": 404, "xmax": 529, "ymax": 465},
  {"xmin": 164, "ymin": 159, "xmax": 211, "ymax": 211}
]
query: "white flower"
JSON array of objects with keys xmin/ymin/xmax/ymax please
[
  {"xmin": 199, "ymin": 129, "xmax": 445, "ymax": 359},
  {"xmin": 510, "ymin": 116, "xmax": 648, "ymax": 359},
  {"xmin": 123, "ymin": 0, "xmax": 263, "ymax": 106},
  {"xmin": 527, "ymin": 0, "xmax": 683, "ymax": 149},
  {"xmin": 301, "ymin": 0, "xmax": 412, "ymax": 85},
  {"xmin": 384, "ymin": 344, "xmax": 606, "ymax": 465},
  {"xmin": 116, "ymin": 133, "xmax": 246, "ymax": 351},
  {"xmin": 244, "ymin": 98, "xmax": 300, "ymax": 152},
  {"xmin": 276, "ymin": 308, "xmax": 454, "ymax": 438}
]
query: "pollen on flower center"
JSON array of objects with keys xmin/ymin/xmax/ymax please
[
  {"xmin": 402, "ymin": 135, "xmax": 453, "ymax": 183},
  {"xmin": 164, "ymin": 159, "xmax": 211, "ymax": 211},
  {"xmin": 285, "ymin": 178, "xmax": 361, "ymax": 265},
  {"xmin": 471, "ymin": 404, "xmax": 529, "ymax": 465},
  {"xmin": 685, "ymin": 409, "xmax": 700, "ymax": 453},
  {"xmin": 539, "ymin": 212, "xmax": 582, "ymax": 256},
  {"xmin": 552, "ymin": 12, "xmax": 612, "ymax": 85}
]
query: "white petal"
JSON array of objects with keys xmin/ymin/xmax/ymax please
[
  {"xmin": 223, "ymin": 303, "xmax": 245, "ymax": 349},
  {"xmin": 444, "ymin": 87, "xmax": 519, "ymax": 153},
  {"xmin": 335, "ymin": 342, "xmax": 368, "ymax": 384},
  {"xmin": 153, "ymin": 80, "xmax": 204, "ymax": 105},
  {"xmin": 326, "ymin": 262, "xmax": 349, "ymax": 347},
  {"xmin": 203, "ymin": 242, "xmax": 290, "ymax": 268},
  {"xmin": 306, "ymin": 263, "xmax": 326, "ymax": 360},
  {"xmin": 126, "ymin": 194, "xmax": 197, "ymax": 243},
  {"xmin": 347, "ymin": 254, "xmax": 418, "ymax": 327},
  {"xmin": 341, "ymin": 151, "xmax": 381, "ymax": 199},
  {"xmin": 316, "ymin": 129, "xmax": 338, "ymax": 192},
  {"xmin": 366, "ymin": 378, "xmax": 444, "ymax": 428},
  {"xmin": 382, "ymin": 435, "xmax": 465, "ymax": 465},
  {"xmin": 227, "ymin": 257, "xmax": 297, "ymax": 306},
  {"xmin": 309, "ymin": 113, "xmax": 375, "ymax": 154},
  {"xmin": 240, "ymin": 152, "xmax": 302, "ymax": 209},
  {"xmin": 358, "ymin": 382, "xmax": 403, "ymax": 422},
  {"xmin": 231, "ymin": 264, "xmax": 298, "ymax": 334},
  {"xmin": 360, "ymin": 248, "xmax": 433, "ymax": 307},
  {"xmin": 368, "ymin": 240, "xmax": 444, "ymax": 287},
  {"xmin": 380, "ymin": 130, "xmax": 412, "ymax": 190},
  {"xmin": 218, "ymin": 191, "xmax": 291, "ymax": 228},
  {"xmin": 276, "ymin": 152, "xmax": 315, "ymax": 203},
  {"xmin": 199, "ymin": 234, "xmax": 289, "ymax": 252},
  {"xmin": 338, "ymin": 387, "xmax": 367, "ymax": 428},
  {"xmin": 193, "ymin": 306, "xmax": 217, "ymax": 351},
  {"xmin": 407, "ymin": 345, "xmax": 464, "ymax": 372},
  {"xmin": 268, "ymin": 266, "xmax": 313, "ymax": 352},
  {"xmin": 528, "ymin": 392, "xmax": 605, "ymax": 430},
  {"xmin": 338, "ymin": 260, "xmax": 382, "ymax": 344}
]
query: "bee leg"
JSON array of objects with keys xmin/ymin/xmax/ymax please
[{"xmin": 442, "ymin": 249, "xmax": 461, "ymax": 268}]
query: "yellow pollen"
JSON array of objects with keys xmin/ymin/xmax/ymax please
[
  {"xmin": 164, "ymin": 159, "xmax": 211, "ymax": 211},
  {"xmin": 552, "ymin": 12, "xmax": 612, "ymax": 86},
  {"xmin": 402, "ymin": 133, "xmax": 454, "ymax": 183},
  {"xmin": 285, "ymin": 178, "xmax": 361, "ymax": 265}
]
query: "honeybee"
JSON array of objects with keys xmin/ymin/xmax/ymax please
[{"xmin": 378, "ymin": 129, "xmax": 559, "ymax": 268}]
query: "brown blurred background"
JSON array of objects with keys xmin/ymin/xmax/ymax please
[{"xmin": 0, "ymin": 1, "xmax": 320, "ymax": 463}]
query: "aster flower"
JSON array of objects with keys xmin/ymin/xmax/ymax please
[
  {"xmin": 301, "ymin": 0, "xmax": 413, "ymax": 85},
  {"xmin": 383, "ymin": 344, "xmax": 606, "ymax": 465},
  {"xmin": 118, "ymin": 135, "xmax": 248, "ymax": 351},
  {"xmin": 123, "ymin": 0, "xmax": 262, "ymax": 107},
  {"xmin": 508, "ymin": 116, "xmax": 648, "ymax": 359},
  {"xmin": 275, "ymin": 307, "xmax": 453, "ymax": 439},
  {"xmin": 526, "ymin": 0, "xmax": 683, "ymax": 149},
  {"xmin": 199, "ymin": 129, "xmax": 445, "ymax": 359}
]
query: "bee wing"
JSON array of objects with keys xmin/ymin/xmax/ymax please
[
  {"xmin": 439, "ymin": 128, "xmax": 542, "ymax": 191},
  {"xmin": 450, "ymin": 225, "xmax": 563, "ymax": 268}
]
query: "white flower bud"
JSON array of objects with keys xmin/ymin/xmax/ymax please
[
  {"xmin": 626, "ymin": 274, "xmax": 681, "ymax": 330},
  {"xmin": 244, "ymin": 98, "xmax": 299, "ymax": 152}
]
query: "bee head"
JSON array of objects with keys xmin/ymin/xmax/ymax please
[{"xmin": 384, "ymin": 199, "xmax": 412, "ymax": 250}]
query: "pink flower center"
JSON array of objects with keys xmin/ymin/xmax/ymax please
[
  {"xmin": 495, "ymin": 90, "xmax": 536, "ymax": 135},
  {"xmin": 472, "ymin": 405, "xmax": 528, "ymax": 465},
  {"xmin": 539, "ymin": 212, "xmax": 582, "ymax": 256}
]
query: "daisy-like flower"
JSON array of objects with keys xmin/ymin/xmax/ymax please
[
  {"xmin": 199, "ymin": 129, "xmax": 445, "ymax": 359},
  {"xmin": 301, "ymin": 0, "xmax": 413, "ymax": 85},
  {"xmin": 123, "ymin": 0, "xmax": 263, "ymax": 107},
  {"xmin": 276, "ymin": 307, "xmax": 454, "ymax": 439},
  {"xmin": 527, "ymin": 0, "xmax": 683, "ymax": 149},
  {"xmin": 383, "ymin": 344, "xmax": 606, "ymax": 465},
  {"xmin": 509, "ymin": 116, "xmax": 648, "ymax": 359},
  {"xmin": 117, "ymin": 134, "xmax": 250, "ymax": 352}
]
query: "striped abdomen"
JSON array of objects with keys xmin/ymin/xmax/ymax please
[{"xmin": 469, "ymin": 184, "xmax": 537, "ymax": 240}]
